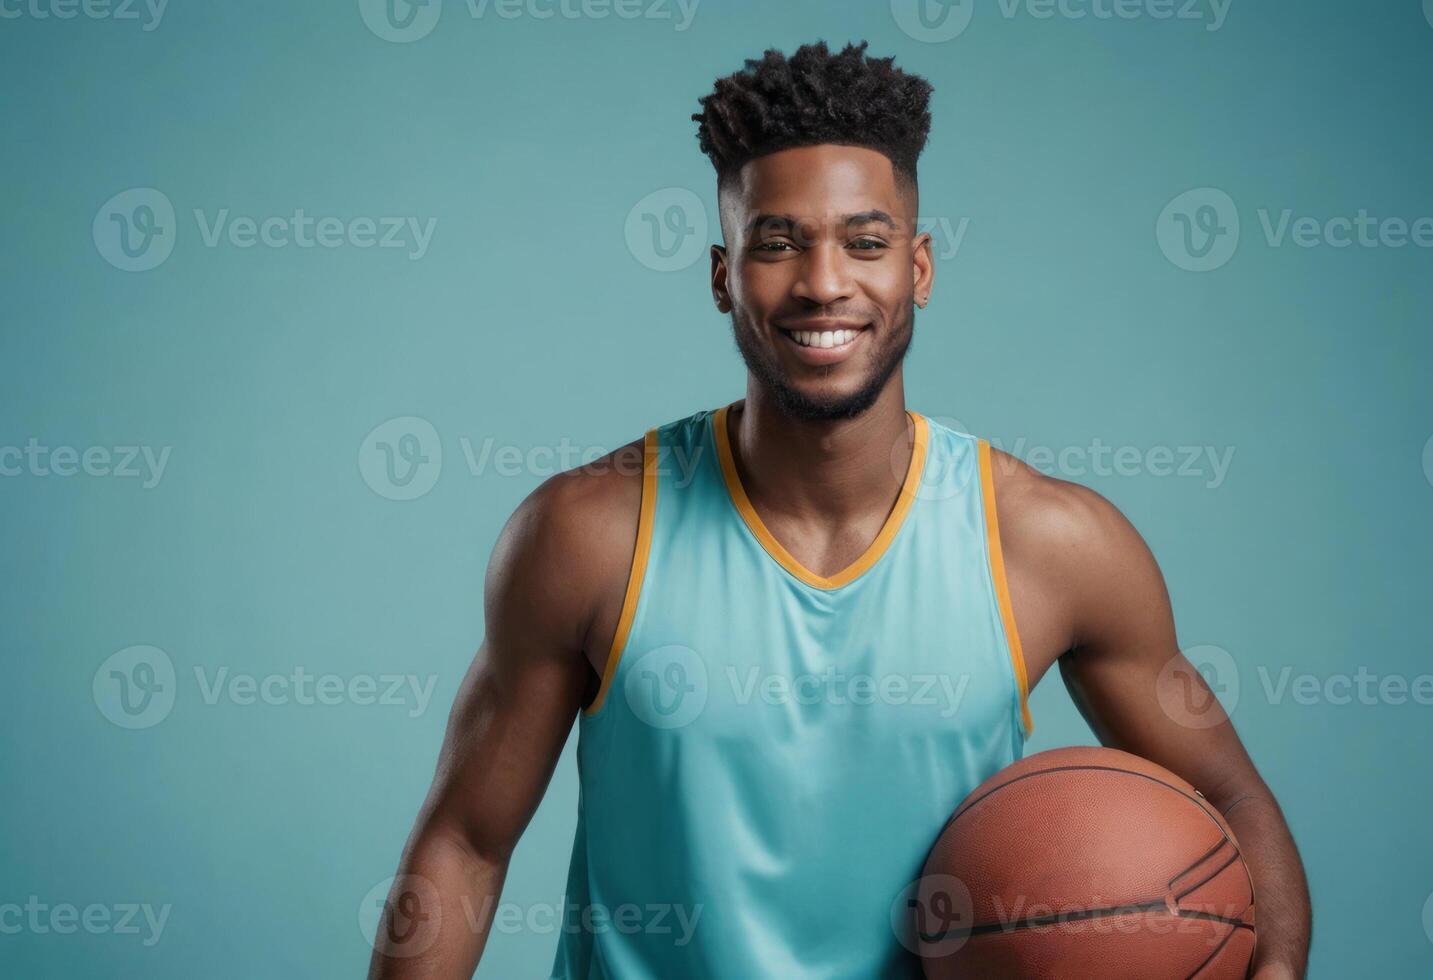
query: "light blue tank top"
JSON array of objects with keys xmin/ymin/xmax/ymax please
[{"xmin": 551, "ymin": 403, "xmax": 1032, "ymax": 979}]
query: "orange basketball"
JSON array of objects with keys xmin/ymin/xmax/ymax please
[{"xmin": 914, "ymin": 746, "xmax": 1256, "ymax": 979}]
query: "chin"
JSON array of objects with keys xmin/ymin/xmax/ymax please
[{"xmin": 769, "ymin": 378, "xmax": 884, "ymax": 422}]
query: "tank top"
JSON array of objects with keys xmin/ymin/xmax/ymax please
[{"xmin": 550, "ymin": 402, "xmax": 1032, "ymax": 978}]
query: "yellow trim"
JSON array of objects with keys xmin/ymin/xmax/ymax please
[
  {"xmin": 712, "ymin": 403, "xmax": 928, "ymax": 591},
  {"xmin": 977, "ymin": 438, "xmax": 1034, "ymax": 737},
  {"xmin": 583, "ymin": 429, "xmax": 658, "ymax": 716}
]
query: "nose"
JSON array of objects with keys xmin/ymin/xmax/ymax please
[{"xmin": 790, "ymin": 242, "xmax": 854, "ymax": 308}]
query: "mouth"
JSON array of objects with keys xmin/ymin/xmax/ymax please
[{"xmin": 775, "ymin": 321, "xmax": 870, "ymax": 366}]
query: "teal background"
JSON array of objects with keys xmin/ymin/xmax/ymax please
[{"xmin": 2, "ymin": 1, "xmax": 1430, "ymax": 976}]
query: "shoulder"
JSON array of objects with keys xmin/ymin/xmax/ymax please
[
  {"xmin": 985, "ymin": 445, "xmax": 1169, "ymax": 645},
  {"xmin": 484, "ymin": 435, "xmax": 647, "ymax": 648},
  {"xmin": 984, "ymin": 446, "xmax": 1134, "ymax": 559},
  {"xmin": 510, "ymin": 436, "xmax": 646, "ymax": 548}
]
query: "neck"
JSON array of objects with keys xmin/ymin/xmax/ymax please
[{"xmin": 727, "ymin": 376, "xmax": 914, "ymax": 524}]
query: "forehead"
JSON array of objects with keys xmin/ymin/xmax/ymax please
[{"xmin": 719, "ymin": 144, "xmax": 909, "ymax": 233}]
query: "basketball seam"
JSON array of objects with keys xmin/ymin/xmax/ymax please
[
  {"xmin": 932, "ymin": 764, "xmax": 1255, "ymax": 929},
  {"xmin": 921, "ymin": 904, "xmax": 1256, "ymax": 943},
  {"xmin": 1172, "ymin": 847, "xmax": 1241, "ymax": 904},
  {"xmin": 949, "ymin": 765, "xmax": 1226, "ymax": 829},
  {"xmin": 1182, "ymin": 916, "xmax": 1244, "ymax": 980}
]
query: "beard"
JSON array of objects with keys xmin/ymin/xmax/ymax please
[{"xmin": 729, "ymin": 303, "xmax": 915, "ymax": 422}]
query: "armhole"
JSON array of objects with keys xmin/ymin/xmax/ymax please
[
  {"xmin": 977, "ymin": 438, "xmax": 1034, "ymax": 738},
  {"xmin": 582, "ymin": 428, "xmax": 659, "ymax": 717}
]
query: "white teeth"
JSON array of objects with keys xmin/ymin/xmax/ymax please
[{"xmin": 790, "ymin": 329, "xmax": 858, "ymax": 348}]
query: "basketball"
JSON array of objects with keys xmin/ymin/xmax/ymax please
[{"xmin": 915, "ymin": 746, "xmax": 1257, "ymax": 979}]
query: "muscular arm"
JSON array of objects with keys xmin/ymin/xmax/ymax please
[
  {"xmin": 367, "ymin": 447, "xmax": 641, "ymax": 978},
  {"xmin": 994, "ymin": 452, "xmax": 1312, "ymax": 979}
]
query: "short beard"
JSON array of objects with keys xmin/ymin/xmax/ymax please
[{"xmin": 730, "ymin": 305, "xmax": 914, "ymax": 422}]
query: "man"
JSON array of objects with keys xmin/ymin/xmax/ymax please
[{"xmin": 369, "ymin": 41, "xmax": 1310, "ymax": 979}]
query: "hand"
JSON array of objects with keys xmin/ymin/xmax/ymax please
[{"xmin": 1250, "ymin": 965, "xmax": 1299, "ymax": 980}]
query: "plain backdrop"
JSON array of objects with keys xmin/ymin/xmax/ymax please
[{"xmin": 2, "ymin": 1, "xmax": 1430, "ymax": 976}]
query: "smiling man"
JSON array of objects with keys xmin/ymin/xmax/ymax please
[{"xmin": 368, "ymin": 41, "xmax": 1311, "ymax": 979}]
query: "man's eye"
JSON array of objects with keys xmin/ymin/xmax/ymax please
[
  {"xmin": 753, "ymin": 241, "xmax": 795, "ymax": 252},
  {"xmin": 848, "ymin": 238, "xmax": 888, "ymax": 250}
]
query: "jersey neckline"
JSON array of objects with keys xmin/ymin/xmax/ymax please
[{"xmin": 709, "ymin": 402, "xmax": 930, "ymax": 591}]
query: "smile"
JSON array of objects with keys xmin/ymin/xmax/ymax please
[
  {"xmin": 775, "ymin": 323, "xmax": 869, "ymax": 365},
  {"xmin": 784, "ymin": 327, "xmax": 862, "ymax": 349}
]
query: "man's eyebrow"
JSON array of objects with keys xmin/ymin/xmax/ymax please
[
  {"xmin": 843, "ymin": 209, "xmax": 897, "ymax": 228},
  {"xmin": 744, "ymin": 210, "xmax": 898, "ymax": 235},
  {"xmin": 745, "ymin": 213, "xmax": 798, "ymax": 236}
]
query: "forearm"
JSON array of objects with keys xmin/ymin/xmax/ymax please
[
  {"xmin": 367, "ymin": 829, "xmax": 506, "ymax": 980},
  {"xmin": 1219, "ymin": 791, "xmax": 1311, "ymax": 979}
]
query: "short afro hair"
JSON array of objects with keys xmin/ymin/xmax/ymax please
[{"xmin": 692, "ymin": 40, "xmax": 933, "ymax": 197}]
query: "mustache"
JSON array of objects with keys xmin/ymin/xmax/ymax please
[{"xmin": 771, "ymin": 313, "xmax": 875, "ymax": 328}]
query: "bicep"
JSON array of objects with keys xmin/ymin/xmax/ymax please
[
  {"xmin": 1056, "ymin": 491, "xmax": 1263, "ymax": 808},
  {"xmin": 417, "ymin": 488, "xmax": 594, "ymax": 862}
]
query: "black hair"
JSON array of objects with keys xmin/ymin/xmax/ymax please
[{"xmin": 692, "ymin": 40, "xmax": 933, "ymax": 197}]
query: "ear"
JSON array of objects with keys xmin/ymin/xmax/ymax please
[
  {"xmin": 912, "ymin": 229, "xmax": 935, "ymax": 309},
  {"xmin": 711, "ymin": 244, "xmax": 731, "ymax": 313}
]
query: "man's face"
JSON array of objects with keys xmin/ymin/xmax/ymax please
[{"xmin": 712, "ymin": 144, "xmax": 934, "ymax": 421}]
